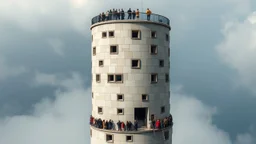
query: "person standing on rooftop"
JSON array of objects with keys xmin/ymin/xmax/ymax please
[
  {"xmin": 132, "ymin": 10, "xmax": 136, "ymax": 19},
  {"xmin": 146, "ymin": 8, "xmax": 152, "ymax": 21},
  {"xmin": 136, "ymin": 9, "xmax": 140, "ymax": 19},
  {"xmin": 127, "ymin": 8, "xmax": 132, "ymax": 19}
]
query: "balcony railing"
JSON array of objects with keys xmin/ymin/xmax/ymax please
[{"xmin": 91, "ymin": 12, "xmax": 170, "ymax": 26}]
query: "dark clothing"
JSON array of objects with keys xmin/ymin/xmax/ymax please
[
  {"xmin": 132, "ymin": 11, "xmax": 136, "ymax": 19},
  {"xmin": 127, "ymin": 9, "xmax": 132, "ymax": 19}
]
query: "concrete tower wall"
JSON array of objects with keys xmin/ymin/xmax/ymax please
[{"xmin": 90, "ymin": 21, "xmax": 171, "ymax": 144}]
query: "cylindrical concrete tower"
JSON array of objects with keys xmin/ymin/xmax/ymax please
[{"xmin": 90, "ymin": 12, "xmax": 172, "ymax": 144}]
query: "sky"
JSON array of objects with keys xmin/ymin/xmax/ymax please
[{"xmin": 0, "ymin": 0, "xmax": 256, "ymax": 144}]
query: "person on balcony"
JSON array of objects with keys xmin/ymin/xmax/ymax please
[
  {"xmin": 156, "ymin": 119, "xmax": 160, "ymax": 129},
  {"xmin": 101, "ymin": 12, "xmax": 106, "ymax": 21},
  {"xmin": 98, "ymin": 13, "xmax": 102, "ymax": 22},
  {"xmin": 127, "ymin": 8, "xmax": 132, "ymax": 19},
  {"xmin": 109, "ymin": 9, "xmax": 112, "ymax": 20},
  {"xmin": 136, "ymin": 9, "xmax": 140, "ymax": 19},
  {"xmin": 132, "ymin": 10, "xmax": 136, "ymax": 19},
  {"xmin": 105, "ymin": 11, "xmax": 109, "ymax": 21},
  {"xmin": 121, "ymin": 9, "xmax": 125, "ymax": 20},
  {"xmin": 146, "ymin": 8, "xmax": 152, "ymax": 20},
  {"xmin": 121, "ymin": 121, "xmax": 125, "ymax": 131},
  {"xmin": 134, "ymin": 120, "xmax": 138, "ymax": 131},
  {"xmin": 117, "ymin": 120, "xmax": 121, "ymax": 131}
]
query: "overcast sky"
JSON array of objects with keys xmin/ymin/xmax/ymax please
[{"xmin": 0, "ymin": 0, "xmax": 256, "ymax": 144}]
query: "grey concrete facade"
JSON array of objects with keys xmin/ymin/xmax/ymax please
[{"xmin": 90, "ymin": 20, "xmax": 172, "ymax": 144}]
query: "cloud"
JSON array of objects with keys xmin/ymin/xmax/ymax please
[
  {"xmin": 0, "ymin": 57, "xmax": 27, "ymax": 80},
  {"xmin": 47, "ymin": 38, "xmax": 65, "ymax": 56},
  {"xmin": 216, "ymin": 11, "xmax": 256, "ymax": 93}
]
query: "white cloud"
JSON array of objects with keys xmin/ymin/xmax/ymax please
[
  {"xmin": 217, "ymin": 11, "xmax": 256, "ymax": 93},
  {"xmin": 0, "ymin": 57, "xmax": 27, "ymax": 80}
]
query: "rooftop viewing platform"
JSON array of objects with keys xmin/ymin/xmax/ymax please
[{"xmin": 91, "ymin": 8, "xmax": 170, "ymax": 27}]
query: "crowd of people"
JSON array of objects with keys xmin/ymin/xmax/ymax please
[
  {"xmin": 89, "ymin": 114, "xmax": 173, "ymax": 132},
  {"xmin": 97, "ymin": 8, "xmax": 152, "ymax": 22}
]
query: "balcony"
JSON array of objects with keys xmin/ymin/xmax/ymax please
[{"xmin": 91, "ymin": 12, "xmax": 170, "ymax": 27}]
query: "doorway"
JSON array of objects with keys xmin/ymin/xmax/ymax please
[{"xmin": 134, "ymin": 107, "xmax": 148, "ymax": 127}]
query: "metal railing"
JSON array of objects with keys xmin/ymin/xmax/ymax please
[{"xmin": 91, "ymin": 12, "xmax": 170, "ymax": 26}]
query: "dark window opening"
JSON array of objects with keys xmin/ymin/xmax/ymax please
[
  {"xmin": 134, "ymin": 108, "xmax": 147, "ymax": 127},
  {"xmin": 99, "ymin": 60, "xmax": 104, "ymax": 66},
  {"xmin": 151, "ymin": 114, "xmax": 155, "ymax": 121},
  {"xmin": 150, "ymin": 45, "xmax": 157, "ymax": 54},
  {"xmin": 117, "ymin": 94, "xmax": 124, "ymax": 101},
  {"xmin": 98, "ymin": 107, "xmax": 103, "ymax": 114},
  {"xmin": 90, "ymin": 129, "xmax": 92, "ymax": 137},
  {"xmin": 115, "ymin": 75, "xmax": 123, "ymax": 82},
  {"xmin": 108, "ymin": 75, "xmax": 115, "ymax": 82},
  {"xmin": 126, "ymin": 135, "xmax": 133, "ymax": 142},
  {"xmin": 151, "ymin": 74, "xmax": 158, "ymax": 83},
  {"xmin": 161, "ymin": 106, "xmax": 165, "ymax": 114},
  {"xmin": 168, "ymin": 48, "xmax": 170, "ymax": 57},
  {"xmin": 102, "ymin": 32, "xmax": 107, "ymax": 38},
  {"xmin": 109, "ymin": 31, "xmax": 115, "ymax": 37},
  {"xmin": 117, "ymin": 108, "xmax": 124, "ymax": 115},
  {"xmin": 166, "ymin": 34, "xmax": 169, "ymax": 41},
  {"xmin": 92, "ymin": 92, "xmax": 93, "ymax": 98},
  {"xmin": 96, "ymin": 74, "xmax": 100, "ymax": 82},
  {"xmin": 159, "ymin": 60, "xmax": 164, "ymax": 67},
  {"xmin": 110, "ymin": 45, "xmax": 118, "ymax": 54},
  {"xmin": 142, "ymin": 94, "xmax": 149, "ymax": 101},
  {"xmin": 93, "ymin": 47, "xmax": 96, "ymax": 55},
  {"xmin": 151, "ymin": 31, "xmax": 157, "ymax": 38},
  {"xmin": 131, "ymin": 30, "xmax": 141, "ymax": 39},
  {"xmin": 165, "ymin": 74, "xmax": 169, "ymax": 83},
  {"xmin": 106, "ymin": 134, "xmax": 113, "ymax": 142},
  {"xmin": 131, "ymin": 59, "xmax": 141, "ymax": 69}
]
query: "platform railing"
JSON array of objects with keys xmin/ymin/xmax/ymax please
[{"xmin": 91, "ymin": 12, "xmax": 170, "ymax": 26}]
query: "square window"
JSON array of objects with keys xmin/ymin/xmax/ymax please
[
  {"xmin": 96, "ymin": 74, "xmax": 101, "ymax": 82},
  {"xmin": 126, "ymin": 135, "xmax": 133, "ymax": 142},
  {"xmin": 93, "ymin": 47, "xmax": 96, "ymax": 55},
  {"xmin": 131, "ymin": 30, "xmax": 141, "ymax": 39},
  {"xmin": 117, "ymin": 108, "xmax": 124, "ymax": 115},
  {"xmin": 115, "ymin": 74, "xmax": 123, "ymax": 82},
  {"xmin": 109, "ymin": 31, "xmax": 115, "ymax": 37},
  {"xmin": 166, "ymin": 34, "xmax": 169, "ymax": 41},
  {"xmin": 110, "ymin": 45, "xmax": 118, "ymax": 54},
  {"xmin": 108, "ymin": 75, "xmax": 115, "ymax": 83},
  {"xmin": 151, "ymin": 74, "xmax": 158, "ymax": 83},
  {"xmin": 131, "ymin": 59, "xmax": 141, "ymax": 69},
  {"xmin": 164, "ymin": 131, "xmax": 169, "ymax": 140},
  {"xmin": 106, "ymin": 134, "xmax": 113, "ymax": 143},
  {"xmin": 117, "ymin": 94, "xmax": 124, "ymax": 101},
  {"xmin": 165, "ymin": 74, "xmax": 169, "ymax": 83},
  {"xmin": 150, "ymin": 45, "xmax": 157, "ymax": 54},
  {"xmin": 142, "ymin": 94, "xmax": 149, "ymax": 101},
  {"xmin": 159, "ymin": 60, "xmax": 164, "ymax": 67},
  {"xmin": 151, "ymin": 31, "xmax": 157, "ymax": 38},
  {"xmin": 99, "ymin": 60, "xmax": 104, "ymax": 67},
  {"xmin": 102, "ymin": 32, "xmax": 107, "ymax": 38},
  {"xmin": 161, "ymin": 106, "xmax": 165, "ymax": 114},
  {"xmin": 98, "ymin": 107, "xmax": 103, "ymax": 114}
]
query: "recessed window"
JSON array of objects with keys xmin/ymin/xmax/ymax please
[
  {"xmin": 96, "ymin": 74, "xmax": 101, "ymax": 83},
  {"xmin": 151, "ymin": 74, "xmax": 158, "ymax": 83},
  {"xmin": 165, "ymin": 74, "xmax": 169, "ymax": 83},
  {"xmin": 117, "ymin": 94, "xmax": 124, "ymax": 101},
  {"xmin": 102, "ymin": 32, "xmax": 107, "ymax": 38},
  {"xmin": 106, "ymin": 134, "xmax": 113, "ymax": 143},
  {"xmin": 151, "ymin": 31, "xmax": 157, "ymax": 38},
  {"xmin": 164, "ymin": 131, "xmax": 169, "ymax": 140},
  {"xmin": 150, "ymin": 45, "xmax": 157, "ymax": 54},
  {"xmin": 115, "ymin": 74, "xmax": 123, "ymax": 82},
  {"xmin": 131, "ymin": 30, "xmax": 141, "ymax": 39},
  {"xmin": 161, "ymin": 106, "xmax": 165, "ymax": 114},
  {"xmin": 98, "ymin": 107, "xmax": 103, "ymax": 114},
  {"xmin": 142, "ymin": 94, "xmax": 149, "ymax": 101},
  {"xmin": 131, "ymin": 59, "xmax": 141, "ymax": 69},
  {"xmin": 93, "ymin": 47, "xmax": 96, "ymax": 55},
  {"xmin": 166, "ymin": 34, "xmax": 169, "ymax": 41},
  {"xmin": 90, "ymin": 129, "xmax": 92, "ymax": 137},
  {"xmin": 99, "ymin": 60, "xmax": 104, "ymax": 67},
  {"xmin": 117, "ymin": 108, "xmax": 124, "ymax": 115},
  {"xmin": 110, "ymin": 45, "xmax": 118, "ymax": 54},
  {"xmin": 168, "ymin": 48, "xmax": 170, "ymax": 57},
  {"xmin": 159, "ymin": 60, "xmax": 164, "ymax": 67},
  {"xmin": 108, "ymin": 74, "xmax": 123, "ymax": 83},
  {"xmin": 92, "ymin": 92, "xmax": 94, "ymax": 98},
  {"xmin": 92, "ymin": 35, "xmax": 93, "ymax": 41},
  {"xmin": 109, "ymin": 31, "xmax": 115, "ymax": 37},
  {"xmin": 126, "ymin": 135, "xmax": 133, "ymax": 142}
]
